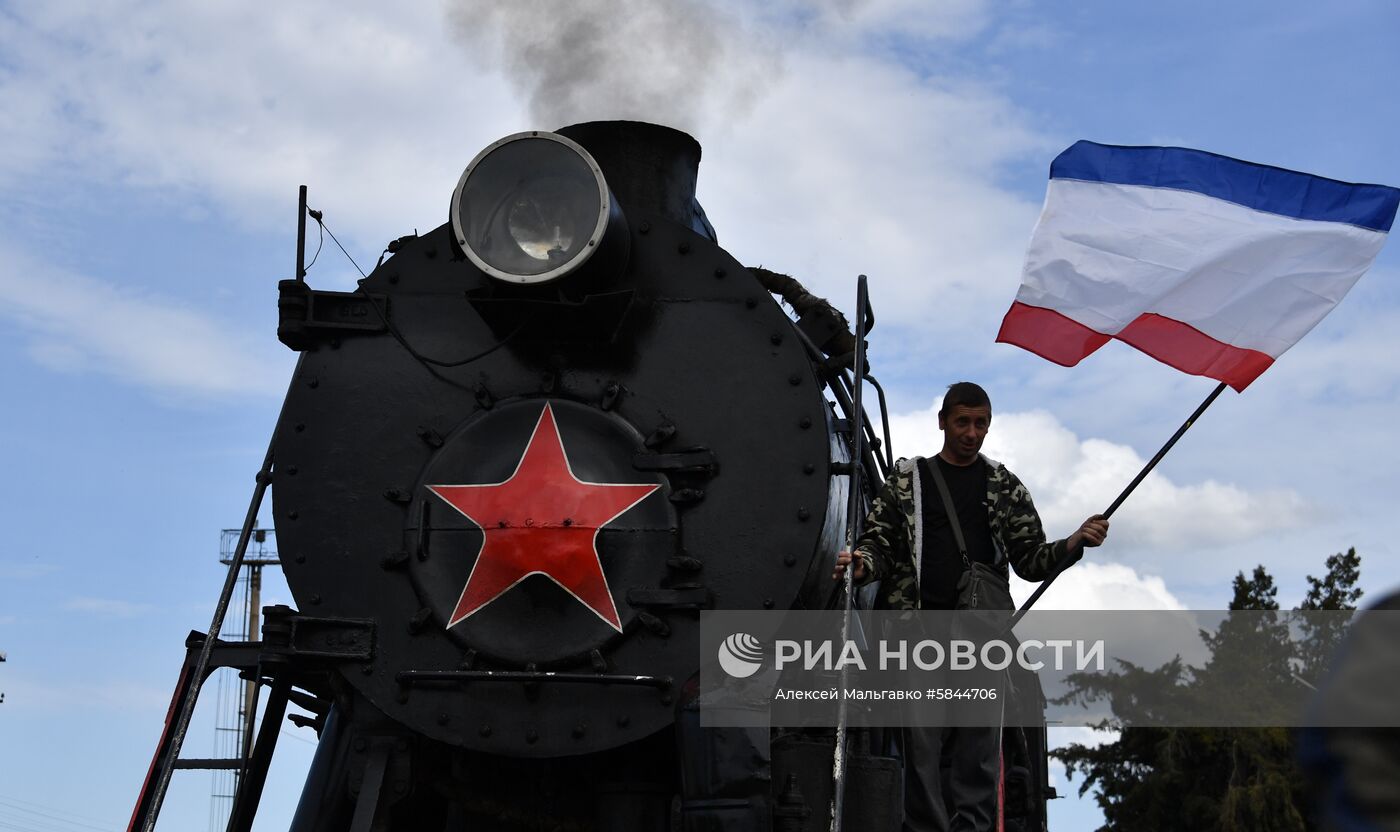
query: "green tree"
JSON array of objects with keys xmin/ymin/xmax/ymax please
[
  {"xmin": 1052, "ymin": 550, "xmax": 1363, "ymax": 831},
  {"xmin": 1295, "ymin": 548, "xmax": 1363, "ymax": 683}
]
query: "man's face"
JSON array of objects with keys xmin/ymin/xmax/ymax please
[{"xmin": 938, "ymin": 403, "xmax": 991, "ymax": 463}]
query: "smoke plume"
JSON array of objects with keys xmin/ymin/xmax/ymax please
[{"xmin": 447, "ymin": 0, "xmax": 776, "ymax": 133}]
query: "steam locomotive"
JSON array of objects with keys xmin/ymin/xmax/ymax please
[{"xmin": 130, "ymin": 121, "xmax": 1054, "ymax": 831}]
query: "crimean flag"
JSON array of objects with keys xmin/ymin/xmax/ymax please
[{"xmin": 996, "ymin": 141, "xmax": 1400, "ymax": 390}]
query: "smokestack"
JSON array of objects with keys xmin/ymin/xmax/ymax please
[{"xmin": 555, "ymin": 121, "xmax": 713, "ymax": 239}]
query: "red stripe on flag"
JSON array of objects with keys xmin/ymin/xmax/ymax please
[
  {"xmin": 997, "ymin": 302, "xmax": 1275, "ymax": 391},
  {"xmin": 1116, "ymin": 313, "xmax": 1274, "ymax": 391},
  {"xmin": 995, "ymin": 300, "xmax": 1110, "ymax": 366}
]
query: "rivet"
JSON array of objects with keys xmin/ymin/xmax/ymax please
[
  {"xmin": 572, "ymin": 724, "xmax": 586, "ymax": 738},
  {"xmin": 295, "ymin": 554, "xmax": 306, "ymax": 564},
  {"xmin": 763, "ymin": 598, "xmax": 774, "ymax": 609},
  {"xmin": 361, "ymin": 664, "xmax": 373, "ymax": 675},
  {"xmin": 799, "ymin": 417, "xmax": 812, "ymax": 429},
  {"xmin": 306, "ymin": 377, "xmax": 319, "ymax": 389},
  {"xmin": 479, "ymin": 725, "xmax": 493, "ymax": 738},
  {"xmin": 354, "ymin": 738, "xmax": 367, "ymax": 752},
  {"xmin": 714, "ymin": 267, "xmax": 727, "ymax": 279},
  {"xmin": 563, "ymin": 518, "xmax": 573, "ymax": 527},
  {"xmin": 771, "ymin": 333, "xmax": 783, "ymax": 345},
  {"xmin": 677, "ymin": 242, "xmax": 690, "ymax": 254},
  {"xmin": 287, "ymin": 510, "xmax": 299, "ymax": 520},
  {"xmin": 438, "ymin": 713, "xmax": 450, "ymax": 726},
  {"xmin": 388, "ymin": 274, "xmax": 400, "ymax": 284},
  {"xmin": 294, "ymin": 423, "xmax": 306, "ymax": 433},
  {"xmin": 526, "ymin": 728, "xmax": 539, "ymax": 744},
  {"xmin": 425, "ymin": 248, "xmax": 438, "ymax": 259},
  {"xmin": 286, "ymin": 466, "xmax": 298, "ymax": 476},
  {"xmin": 745, "ymin": 297, "xmax": 758, "ymax": 309},
  {"xmin": 393, "ymin": 783, "xmax": 407, "ymax": 795},
  {"xmin": 498, "ymin": 520, "xmax": 508, "ymax": 529},
  {"xmin": 617, "ymin": 715, "xmax": 631, "ymax": 727},
  {"xmin": 474, "ymin": 384, "xmax": 494, "ymax": 410},
  {"xmin": 784, "ymin": 553, "xmax": 797, "ymax": 566},
  {"xmin": 803, "ymin": 463, "xmax": 816, "ymax": 475},
  {"xmin": 639, "ymin": 221, "xmax": 651, "ymax": 234},
  {"xmin": 601, "ymin": 381, "xmax": 621, "ymax": 411},
  {"xmin": 310, "ymin": 594, "xmax": 322, "ymax": 605},
  {"xmin": 797, "ymin": 507, "xmax": 811, "ymax": 521},
  {"xmin": 789, "ymin": 374, "xmax": 801, "ymax": 386}
]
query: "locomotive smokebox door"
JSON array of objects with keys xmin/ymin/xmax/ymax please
[{"xmin": 407, "ymin": 398, "xmax": 676, "ymax": 663}]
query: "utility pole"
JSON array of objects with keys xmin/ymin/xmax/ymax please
[
  {"xmin": 206, "ymin": 528, "xmax": 280, "ymax": 832},
  {"xmin": 242, "ymin": 551, "xmax": 263, "ymax": 751}
]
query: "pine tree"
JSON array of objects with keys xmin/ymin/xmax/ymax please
[{"xmin": 1052, "ymin": 550, "xmax": 1363, "ymax": 831}]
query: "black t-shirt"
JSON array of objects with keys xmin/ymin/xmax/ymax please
[{"xmin": 917, "ymin": 455, "xmax": 998, "ymax": 610}]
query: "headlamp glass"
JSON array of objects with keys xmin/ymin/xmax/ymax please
[{"xmin": 452, "ymin": 134, "xmax": 609, "ymax": 284}]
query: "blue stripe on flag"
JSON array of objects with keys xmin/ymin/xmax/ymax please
[{"xmin": 1051, "ymin": 140, "xmax": 1400, "ymax": 232}]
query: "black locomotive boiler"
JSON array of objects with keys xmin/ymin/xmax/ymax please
[
  {"xmin": 130, "ymin": 121, "xmax": 1054, "ymax": 832},
  {"xmin": 273, "ymin": 119, "xmax": 884, "ymax": 827}
]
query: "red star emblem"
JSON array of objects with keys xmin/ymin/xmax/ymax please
[{"xmin": 427, "ymin": 402, "xmax": 659, "ymax": 632}]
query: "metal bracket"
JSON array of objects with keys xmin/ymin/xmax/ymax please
[
  {"xmin": 262, "ymin": 606, "xmax": 376, "ymax": 661},
  {"xmin": 278, "ymin": 280, "xmax": 388, "ymax": 351},
  {"xmin": 632, "ymin": 448, "xmax": 717, "ymax": 475},
  {"xmin": 288, "ymin": 616, "xmax": 375, "ymax": 660}
]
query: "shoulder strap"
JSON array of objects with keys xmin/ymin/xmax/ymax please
[{"xmin": 925, "ymin": 456, "xmax": 971, "ymax": 571}]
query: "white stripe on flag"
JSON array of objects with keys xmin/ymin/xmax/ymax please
[{"xmin": 1017, "ymin": 179, "xmax": 1387, "ymax": 359}]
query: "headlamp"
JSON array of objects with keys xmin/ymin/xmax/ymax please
[{"xmin": 451, "ymin": 131, "xmax": 624, "ymax": 285}]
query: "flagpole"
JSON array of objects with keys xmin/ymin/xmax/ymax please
[{"xmin": 1008, "ymin": 381, "xmax": 1228, "ymax": 628}]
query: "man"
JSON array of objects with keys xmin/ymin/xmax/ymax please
[{"xmin": 833, "ymin": 382, "xmax": 1108, "ymax": 832}]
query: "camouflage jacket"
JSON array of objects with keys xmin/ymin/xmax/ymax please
[{"xmin": 854, "ymin": 454, "xmax": 1069, "ymax": 610}]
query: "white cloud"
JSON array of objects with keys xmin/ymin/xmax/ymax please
[
  {"xmin": 1010, "ymin": 561, "xmax": 1184, "ymax": 611},
  {"xmin": 703, "ymin": 48, "xmax": 1047, "ymax": 341},
  {"xmin": 887, "ymin": 399, "xmax": 1311, "ymax": 551},
  {"xmin": 62, "ymin": 596, "xmax": 154, "ymax": 618},
  {"xmin": 0, "ymin": 2, "xmax": 523, "ymax": 247},
  {"xmin": 751, "ymin": 0, "xmax": 993, "ymax": 44},
  {"xmin": 0, "ymin": 0, "xmax": 1058, "ymax": 399},
  {"xmin": 0, "ymin": 2, "xmax": 1048, "ymax": 307},
  {"xmin": 0, "ymin": 243, "xmax": 284, "ymax": 399}
]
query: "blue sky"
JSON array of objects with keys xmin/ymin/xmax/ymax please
[{"xmin": 1, "ymin": 1, "xmax": 1398, "ymax": 829}]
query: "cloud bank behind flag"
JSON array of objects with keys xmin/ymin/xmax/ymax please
[{"xmin": 997, "ymin": 141, "xmax": 1400, "ymax": 390}]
